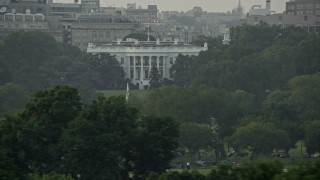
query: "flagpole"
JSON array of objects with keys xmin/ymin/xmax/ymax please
[{"xmin": 126, "ymin": 83, "xmax": 130, "ymax": 103}]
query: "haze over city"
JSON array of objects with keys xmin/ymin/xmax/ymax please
[{"xmin": 58, "ymin": 0, "xmax": 287, "ymax": 13}]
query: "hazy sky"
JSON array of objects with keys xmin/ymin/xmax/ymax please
[{"xmin": 101, "ymin": 0, "xmax": 288, "ymax": 13}]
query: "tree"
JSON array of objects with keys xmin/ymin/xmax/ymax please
[
  {"xmin": 17, "ymin": 85, "xmax": 82, "ymax": 173},
  {"xmin": 288, "ymin": 74, "xmax": 320, "ymax": 121},
  {"xmin": 217, "ymin": 90, "xmax": 256, "ymax": 139},
  {"xmin": 27, "ymin": 172, "xmax": 73, "ymax": 180},
  {"xmin": 262, "ymin": 90, "xmax": 303, "ymax": 152},
  {"xmin": 295, "ymin": 34, "xmax": 320, "ymax": 75},
  {"xmin": 0, "ymin": 114, "xmax": 30, "ymax": 175},
  {"xmin": 149, "ymin": 66, "xmax": 161, "ymax": 89},
  {"xmin": 179, "ymin": 123, "xmax": 216, "ymax": 156},
  {"xmin": 229, "ymin": 121, "xmax": 289, "ymax": 156},
  {"xmin": 0, "ymin": 149, "xmax": 21, "ymax": 180},
  {"xmin": 170, "ymin": 54, "xmax": 194, "ymax": 87},
  {"xmin": 304, "ymin": 120, "xmax": 320, "ymax": 154},
  {"xmin": 132, "ymin": 115, "xmax": 179, "ymax": 178},
  {"xmin": 0, "ymin": 83, "xmax": 28, "ymax": 117},
  {"xmin": 4, "ymin": 31, "xmax": 58, "ymax": 69},
  {"xmin": 88, "ymin": 53, "xmax": 126, "ymax": 89},
  {"xmin": 59, "ymin": 96, "xmax": 138, "ymax": 179},
  {"xmin": 0, "ymin": 56, "xmax": 12, "ymax": 85}
]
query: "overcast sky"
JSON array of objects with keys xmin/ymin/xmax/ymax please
[{"xmin": 100, "ymin": 0, "xmax": 288, "ymax": 13}]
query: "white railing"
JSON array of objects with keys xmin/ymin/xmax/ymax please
[{"xmin": 87, "ymin": 45, "xmax": 207, "ymax": 53}]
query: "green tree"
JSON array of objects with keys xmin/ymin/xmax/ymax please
[
  {"xmin": 179, "ymin": 123, "xmax": 216, "ymax": 156},
  {"xmin": 295, "ymin": 34, "xmax": 320, "ymax": 75},
  {"xmin": 238, "ymin": 160, "xmax": 283, "ymax": 180},
  {"xmin": 0, "ymin": 114, "xmax": 29, "ymax": 175},
  {"xmin": 288, "ymin": 74, "xmax": 320, "ymax": 121},
  {"xmin": 132, "ymin": 115, "xmax": 179, "ymax": 178},
  {"xmin": 0, "ymin": 83, "xmax": 28, "ymax": 117},
  {"xmin": 274, "ymin": 162, "xmax": 320, "ymax": 180},
  {"xmin": 27, "ymin": 172, "xmax": 73, "ymax": 180},
  {"xmin": 18, "ymin": 85, "xmax": 82, "ymax": 173},
  {"xmin": 60, "ymin": 96, "xmax": 138, "ymax": 179},
  {"xmin": 170, "ymin": 54, "xmax": 194, "ymax": 87},
  {"xmin": 218, "ymin": 90, "xmax": 256, "ymax": 139},
  {"xmin": 229, "ymin": 121, "xmax": 289, "ymax": 156},
  {"xmin": 4, "ymin": 31, "xmax": 58, "ymax": 69},
  {"xmin": 149, "ymin": 66, "xmax": 161, "ymax": 90},
  {"xmin": 88, "ymin": 53, "xmax": 126, "ymax": 89},
  {"xmin": 304, "ymin": 120, "xmax": 320, "ymax": 154},
  {"xmin": 0, "ymin": 56, "xmax": 12, "ymax": 85},
  {"xmin": 0, "ymin": 149, "xmax": 21, "ymax": 180},
  {"xmin": 262, "ymin": 90, "xmax": 302, "ymax": 152}
]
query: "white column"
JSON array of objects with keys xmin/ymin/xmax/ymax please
[
  {"xmin": 163, "ymin": 56, "xmax": 166, "ymax": 78},
  {"xmin": 149, "ymin": 56, "xmax": 152, "ymax": 71},
  {"xmin": 157, "ymin": 56, "xmax": 160, "ymax": 70},
  {"xmin": 133, "ymin": 56, "xmax": 136, "ymax": 80},
  {"xmin": 140, "ymin": 56, "xmax": 144, "ymax": 81},
  {"xmin": 127, "ymin": 56, "xmax": 130, "ymax": 79}
]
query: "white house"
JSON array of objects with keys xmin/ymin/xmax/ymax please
[{"xmin": 87, "ymin": 38, "xmax": 208, "ymax": 89}]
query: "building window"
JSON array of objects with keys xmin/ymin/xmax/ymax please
[
  {"xmin": 170, "ymin": 58, "xmax": 173, "ymax": 64},
  {"xmin": 306, "ymin": 4, "xmax": 314, "ymax": 9},
  {"xmin": 144, "ymin": 58, "xmax": 149, "ymax": 65},
  {"xmin": 136, "ymin": 59, "xmax": 141, "ymax": 65},
  {"xmin": 304, "ymin": 16, "xmax": 308, "ymax": 21},
  {"xmin": 159, "ymin": 58, "xmax": 163, "ymax": 66},
  {"xmin": 130, "ymin": 68, "xmax": 133, "ymax": 78},
  {"xmin": 130, "ymin": 58, "xmax": 133, "ymax": 65},
  {"xmin": 297, "ymin": 11, "xmax": 304, "ymax": 15},
  {"xmin": 145, "ymin": 69, "xmax": 149, "ymax": 79},
  {"xmin": 297, "ymin": 4, "xmax": 304, "ymax": 10},
  {"xmin": 105, "ymin": 31, "xmax": 110, "ymax": 37}
]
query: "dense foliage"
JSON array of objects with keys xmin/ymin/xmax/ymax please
[
  {"xmin": 0, "ymin": 86, "xmax": 179, "ymax": 179},
  {"xmin": 142, "ymin": 23, "xmax": 320, "ymax": 156}
]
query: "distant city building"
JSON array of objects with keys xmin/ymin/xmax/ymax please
[
  {"xmin": 71, "ymin": 14, "xmax": 139, "ymax": 50},
  {"xmin": 248, "ymin": 0, "xmax": 272, "ymax": 16},
  {"xmin": 286, "ymin": 0, "xmax": 320, "ymax": 16},
  {"xmin": 223, "ymin": 28, "xmax": 230, "ymax": 45},
  {"xmin": 87, "ymin": 39, "xmax": 208, "ymax": 89},
  {"xmin": 81, "ymin": 0, "xmax": 99, "ymax": 14},
  {"xmin": 126, "ymin": 4, "xmax": 158, "ymax": 23},
  {"xmin": 246, "ymin": 13, "xmax": 320, "ymax": 33}
]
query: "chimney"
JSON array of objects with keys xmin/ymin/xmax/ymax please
[{"xmin": 266, "ymin": 0, "xmax": 271, "ymax": 11}]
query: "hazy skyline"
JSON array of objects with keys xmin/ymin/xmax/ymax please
[
  {"xmin": 57, "ymin": 0, "xmax": 288, "ymax": 13},
  {"xmin": 101, "ymin": 0, "xmax": 288, "ymax": 13}
]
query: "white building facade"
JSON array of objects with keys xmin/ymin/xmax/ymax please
[{"xmin": 87, "ymin": 39, "xmax": 208, "ymax": 89}]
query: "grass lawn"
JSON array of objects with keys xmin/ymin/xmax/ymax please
[
  {"xmin": 97, "ymin": 89, "xmax": 149, "ymax": 100},
  {"xmin": 169, "ymin": 168, "xmax": 213, "ymax": 175}
]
